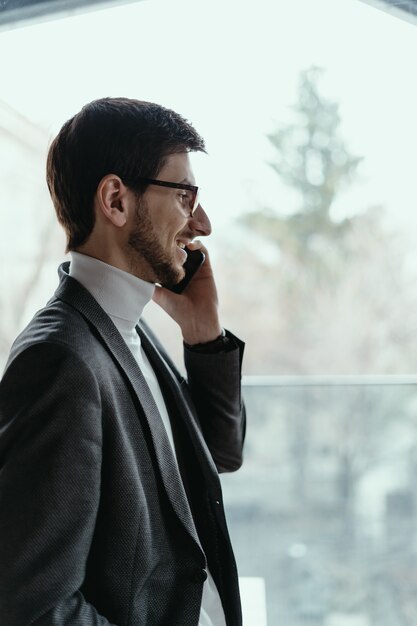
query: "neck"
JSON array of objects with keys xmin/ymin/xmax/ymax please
[
  {"xmin": 69, "ymin": 251, "xmax": 155, "ymax": 330},
  {"xmin": 75, "ymin": 240, "xmax": 153, "ymax": 283}
]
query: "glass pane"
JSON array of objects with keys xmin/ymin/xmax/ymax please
[{"xmin": 222, "ymin": 380, "xmax": 417, "ymax": 624}]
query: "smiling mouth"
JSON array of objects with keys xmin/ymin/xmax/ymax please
[{"xmin": 176, "ymin": 239, "xmax": 193, "ymax": 250}]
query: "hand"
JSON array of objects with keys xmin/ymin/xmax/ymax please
[{"xmin": 152, "ymin": 241, "xmax": 223, "ymax": 345}]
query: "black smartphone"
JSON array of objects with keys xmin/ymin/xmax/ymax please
[{"xmin": 167, "ymin": 248, "xmax": 205, "ymax": 294}]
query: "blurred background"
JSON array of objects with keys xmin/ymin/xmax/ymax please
[{"xmin": 1, "ymin": 0, "xmax": 417, "ymax": 623}]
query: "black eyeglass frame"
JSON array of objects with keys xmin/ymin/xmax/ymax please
[{"xmin": 124, "ymin": 176, "xmax": 200, "ymax": 215}]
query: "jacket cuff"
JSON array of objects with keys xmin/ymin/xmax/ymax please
[{"xmin": 184, "ymin": 329, "xmax": 237, "ymax": 354}]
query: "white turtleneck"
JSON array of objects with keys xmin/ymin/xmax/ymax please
[{"xmin": 69, "ymin": 252, "xmax": 226, "ymax": 626}]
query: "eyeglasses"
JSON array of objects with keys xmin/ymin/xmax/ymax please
[{"xmin": 128, "ymin": 177, "xmax": 200, "ymax": 216}]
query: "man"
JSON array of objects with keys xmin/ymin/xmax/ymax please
[{"xmin": 0, "ymin": 98, "xmax": 246, "ymax": 625}]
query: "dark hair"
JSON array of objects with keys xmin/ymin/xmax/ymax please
[{"xmin": 46, "ymin": 97, "xmax": 206, "ymax": 250}]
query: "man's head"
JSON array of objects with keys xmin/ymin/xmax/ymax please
[{"xmin": 46, "ymin": 97, "xmax": 210, "ymax": 284}]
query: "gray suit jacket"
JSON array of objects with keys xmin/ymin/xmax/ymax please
[{"xmin": 0, "ymin": 264, "xmax": 246, "ymax": 626}]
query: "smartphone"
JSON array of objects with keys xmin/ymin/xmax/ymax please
[{"xmin": 167, "ymin": 248, "xmax": 205, "ymax": 294}]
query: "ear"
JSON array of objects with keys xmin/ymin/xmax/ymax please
[{"xmin": 95, "ymin": 174, "xmax": 130, "ymax": 228}]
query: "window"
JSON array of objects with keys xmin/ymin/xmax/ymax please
[{"xmin": 2, "ymin": 1, "xmax": 417, "ymax": 622}]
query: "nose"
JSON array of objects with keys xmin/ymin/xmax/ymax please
[{"xmin": 189, "ymin": 203, "xmax": 212, "ymax": 237}]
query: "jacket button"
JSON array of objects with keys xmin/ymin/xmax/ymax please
[{"xmin": 192, "ymin": 568, "xmax": 208, "ymax": 583}]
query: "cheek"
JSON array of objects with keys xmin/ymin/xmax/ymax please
[{"xmin": 167, "ymin": 215, "xmax": 187, "ymax": 239}]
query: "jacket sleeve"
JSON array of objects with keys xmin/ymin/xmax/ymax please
[
  {"xmin": 0, "ymin": 342, "xmax": 117, "ymax": 626},
  {"xmin": 183, "ymin": 330, "xmax": 246, "ymax": 473}
]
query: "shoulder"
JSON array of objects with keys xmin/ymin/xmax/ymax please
[
  {"xmin": 1, "ymin": 298, "xmax": 106, "ymax": 404},
  {"xmin": 6, "ymin": 297, "xmax": 101, "ymax": 369},
  {"xmin": 2, "ymin": 319, "xmax": 99, "ymax": 398}
]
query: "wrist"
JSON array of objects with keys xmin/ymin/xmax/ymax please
[
  {"xmin": 184, "ymin": 329, "xmax": 229, "ymax": 353},
  {"xmin": 181, "ymin": 321, "xmax": 223, "ymax": 346}
]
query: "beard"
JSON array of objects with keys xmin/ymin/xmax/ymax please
[{"xmin": 126, "ymin": 196, "xmax": 184, "ymax": 287}]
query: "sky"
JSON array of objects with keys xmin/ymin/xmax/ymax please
[{"xmin": 0, "ymin": 0, "xmax": 416, "ymax": 238}]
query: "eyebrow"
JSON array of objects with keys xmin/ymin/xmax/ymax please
[{"xmin": 179, "ymin": 178, "xmax": 194, "ymax": 185}]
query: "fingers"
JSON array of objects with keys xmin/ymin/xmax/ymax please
[
  {"xmin": 187, "ymin": 240, "xmax": 212, "ymax": 269},
  {"xmin": 187, "ymin": 239, "xmax": 204, "ymax": 252}
]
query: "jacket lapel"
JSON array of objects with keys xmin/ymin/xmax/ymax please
[
  {"xmin": 54, "ymin": 265, "xmax": 202, "ymax": 552},
  {"xmin": 137, "ymin": 322, "xmax": 221, "ymax": 493}
]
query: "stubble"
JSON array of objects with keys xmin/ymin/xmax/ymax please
[{"xmin": 127, "ymin": 196, "xmax": 183, "ymax": 287}]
